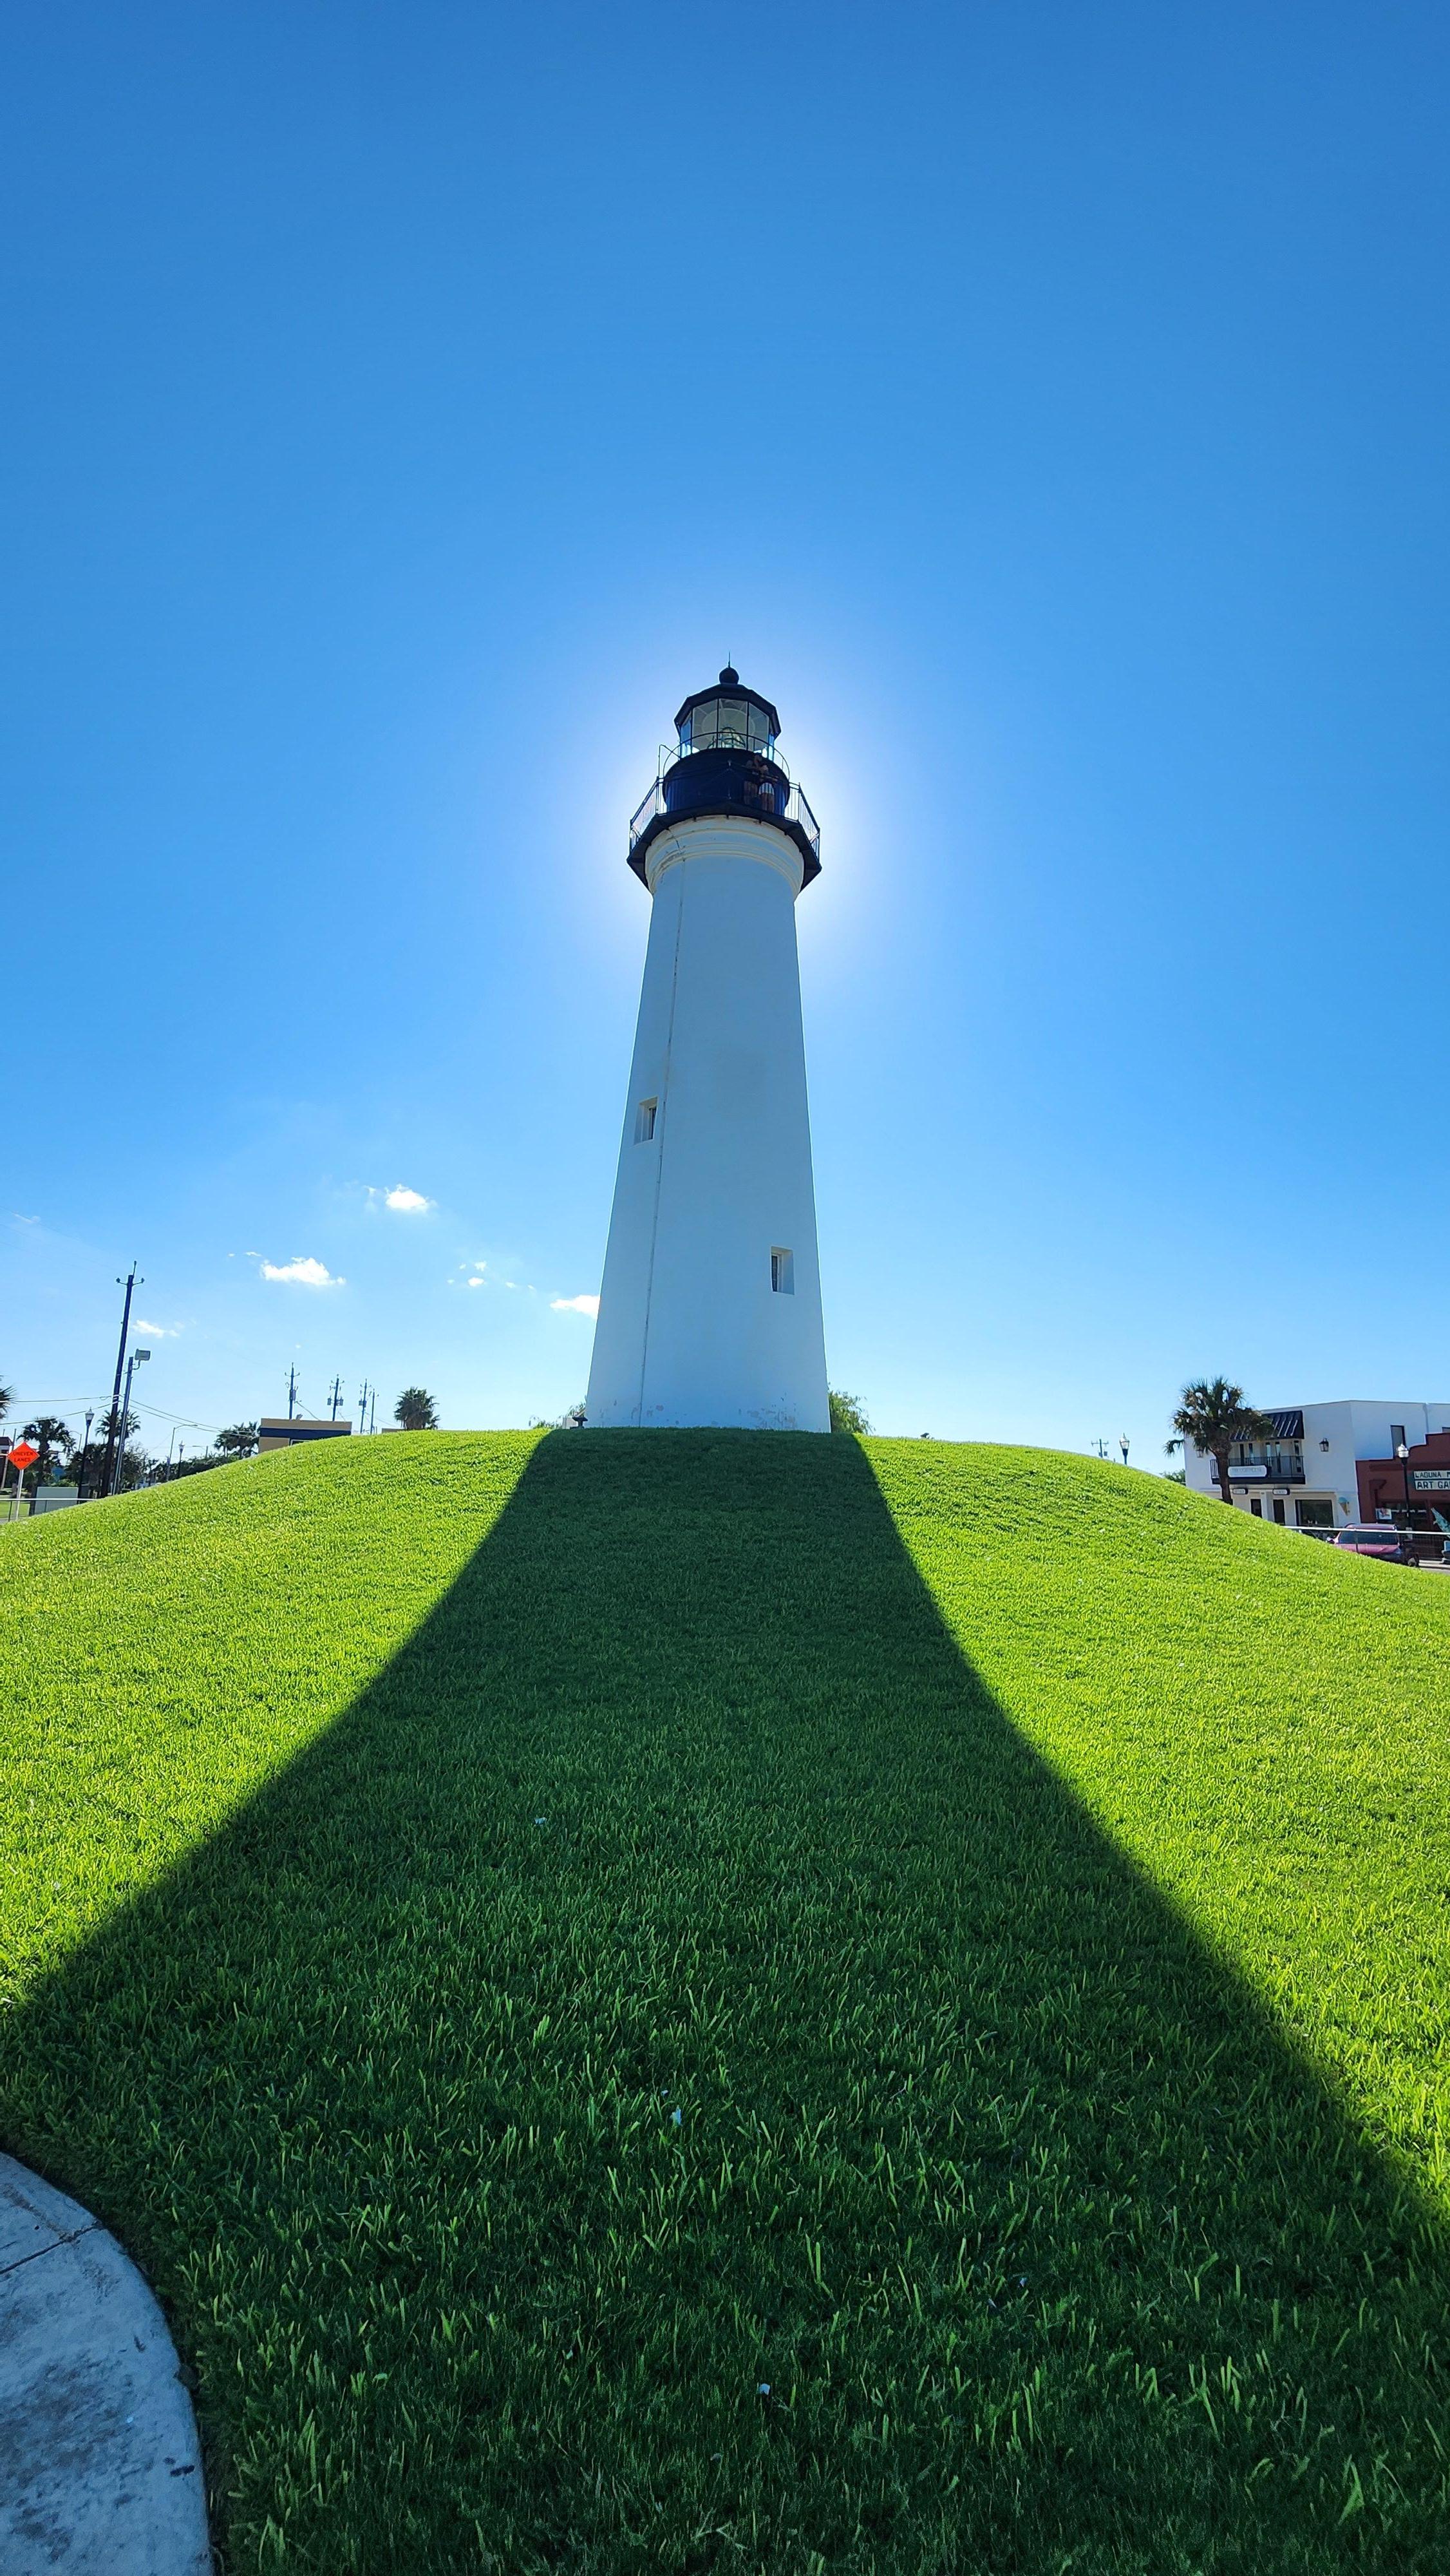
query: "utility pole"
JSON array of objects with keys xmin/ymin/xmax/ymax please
[
  {"xmin": 100, "ymin": 1264, "xmax": 142, "ymax": 1497},
  {"xmin": 287, "ymin": 1364, "xmax": 299, "ymax": 1421},
  {"xmin": 328, "ymin": 1376, "xmax": 343, "ymax": 1421},
  {"xmin": 368, "ymin": 1388, "xmax": 377, "ymax": 1435},
  {"xmin": 357, "ymin": 1379, "xmax": 369, "ymax": 1434},
  {"xmin": 1091, "ymin": 1438, "xmax": 1110, "ymax": 1459}
]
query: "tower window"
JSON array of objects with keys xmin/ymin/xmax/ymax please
[
  {"xmin": 771, "ymin": 1247, "xmax": 794, "ymax": 1294},
  {"xmin": 634, "ymin": 1098, "xmax": 657, "ymax": 1143}
]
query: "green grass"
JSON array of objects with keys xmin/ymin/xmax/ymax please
[{"xmin": 3, "ymin": 1430, "xmax": 1450, "ymax": 2573}]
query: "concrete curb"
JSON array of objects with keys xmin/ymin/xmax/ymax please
[{"xmin": 0, "ymin": 2153, "xmax": 212, "ymax": 2572}]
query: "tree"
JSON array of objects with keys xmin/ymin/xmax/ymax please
[
  {"xmin": 24, "ymin": 1417, "xmax": 75, "ymax": 1492},
  {"xmin": 215, "ymin": 1423, "xmax": 260, "ymax": 1459},
  {"xmin": 1166, "ymin": 1379, "xmax": 1270, "ymax": 1506},
  {"xmin": 91, "ymin": 1405, "xmax": 149, "ymax": 1494},
  {"xmin": 829, "ymin": 1388, "xmax": 871, "ymax": 1435},
  {"xmin": 394, "ymin": 1387, "xmax": 439, "ymax": 1431}
]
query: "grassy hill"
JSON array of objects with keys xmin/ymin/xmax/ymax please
[{"xmin": 3, "ymin": 1431, "xmax": 1450, "ymax": 2573}]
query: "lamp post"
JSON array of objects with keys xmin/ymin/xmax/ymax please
[
  {"xmin": 1119, "ymin": 1435, "xmax": 1131, "ymax": 1466},
  {"xmin": 75, "ymin": 1407, "xmax": 95, "ymax": 1502},
  {"xmin": 1397, "ymin": 1440, "xmax": 1413, "ymax": 1548}
]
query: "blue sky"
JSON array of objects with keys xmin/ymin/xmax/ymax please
[{"xmin": 5, "ymin": 1, "xmax": 1447, "ymax": 1455}]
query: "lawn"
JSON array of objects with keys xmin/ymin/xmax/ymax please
[{"xmin": 2, "ymin": 1430, "xmax": 1449, "ymax": 2573}]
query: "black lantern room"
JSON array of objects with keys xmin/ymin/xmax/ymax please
[{"xmin": 627, "ymin": 668, "xmax": 821, "ymax": 886}]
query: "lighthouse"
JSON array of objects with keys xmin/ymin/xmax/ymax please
[{"xmin": 585, "ymin": 669, "xmax": 830, "ymax": 1432}]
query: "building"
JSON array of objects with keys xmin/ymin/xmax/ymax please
[
  {"xmin": 257, "ymin": 1418, "xmax": 353, "ymax": 1454},
  {"xmin": 1355, "ymin": 1425, "xmax": 1450, "ymax": 1530},
  {"xmin": 1181, "ymin": 1399, "xmax": 1450, "ymax": 1528},
  {"xmin": 585, "ymin": 668, "xmax": 830, "ymax": 1432}
]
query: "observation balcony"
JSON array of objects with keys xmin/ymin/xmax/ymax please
[
  {"xmin": 628, "ymin": 739, "xmax": 821, "ymax": 887},
  {"xmin": 1217, "ymin": 1449, "xmax": 1307, "ymax": 1486}
]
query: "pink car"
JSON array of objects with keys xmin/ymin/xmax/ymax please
[{"xmin": 1333, "ymin": 1525, "xmax": 1415, "ymax": 1566}]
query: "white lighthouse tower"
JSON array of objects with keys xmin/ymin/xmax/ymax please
[{"xmin": 586, "ymin": 668, "xmax": 830, "ymax": 1432}]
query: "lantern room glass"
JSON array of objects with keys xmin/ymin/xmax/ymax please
[{"xmin": 678, "ymin": 695, "xmax": 776, "ymax": 757}]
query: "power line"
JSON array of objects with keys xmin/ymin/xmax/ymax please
[
  {"xmin": 5, "ymin": 1397, "xmax": 232, "ymax": 1436},
  {"xmin": 131, "ymin": 1402, "xmax": 229, "ymax": 1434}
]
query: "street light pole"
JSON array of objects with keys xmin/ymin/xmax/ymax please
[
  {"xmin": 113, "ymin": 1348, "xmax": 150, "ymax": 1494},
  {"xmin": 1397, "ymin": 1440, "xmax": 1413, "ymax": 1549},
  {"xmin": 75, "ymin": 1408, "xmax": 95, "ymax": 1502}
]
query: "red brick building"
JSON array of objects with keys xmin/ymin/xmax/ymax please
[{"xmin": 1355, "ymin": 1428, "xmax": 1450, "ymax": 1530}]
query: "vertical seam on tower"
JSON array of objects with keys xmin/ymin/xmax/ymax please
[{"xmin": 635, "ymin": 858, "xmax": 685, "ymax": 1425}]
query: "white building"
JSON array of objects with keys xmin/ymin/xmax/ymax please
[
  {"xmin": 585, "ymin": 669, "xmax": 830, "ymax": 1433},
  {"xmin": 1182, "ymin": 1400, "xmax": 1450, "ymax": 1528}
]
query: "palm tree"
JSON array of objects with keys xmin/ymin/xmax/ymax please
[
  {"xmin": 24, "ymin": 1417, "xmax": 74, "ymax": 1492},
  {"xmin": 215, "ymin": 1423, "xmax": 260, "ymax": 1459},
  {"xmin": 394, "ymin": 1387, "xmax": 439, "ymax": 1431},
  {"xmin": 1166, "ymin": 1379, "xmax": 1271, "ymax": 1506}
]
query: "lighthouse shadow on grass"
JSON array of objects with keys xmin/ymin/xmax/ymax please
[{"xmin": 5, "ymin": 1430, "xmax": 1449, "ymax": 2573}]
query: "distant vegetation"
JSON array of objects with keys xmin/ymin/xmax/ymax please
[
  {"xmin": 214, "ymin": 1422, "xmax": 259, "ymax": 1459},
  {"xmin": 827, "ymin": 1386, "xmax": 871, "ymax": 1434},
  {"xmin": 393, "ymin": 1385, "xmax": 439, "ymax": 1430},
  {"xmin": 3, "ymin": 1434, "xmax": 1449, "ymax": 2568}
]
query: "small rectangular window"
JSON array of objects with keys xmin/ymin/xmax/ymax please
[
  {"xmin": 634, "ymin": 1098, "xmax": 657, "ymax": 1143},
  {"xmin": 770, "ymin": 1247, "xmax": 794, "ymax": 1294}
]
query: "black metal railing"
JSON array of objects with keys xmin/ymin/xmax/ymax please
[
  {"xmin": 1219, "ymin": 1453, "xmax": 1307, "ymax": 1486},
  {"xmin": 628, "ymin": 771, "xmax": 820, "ymax": 867}
]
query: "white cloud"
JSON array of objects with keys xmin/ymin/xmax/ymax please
[
  {"xmin": 370, "ymin": 1184, "xmax": 435, "ymax": 1213},
  {"xmin": 135, "ymin": 1319, "xmax": 183, "ymax": 1339},
  {"xmin": 260, "ymin": 1256, "xmax": 344, "ymax": 1288},
  {"xmin": 467, "ymin": 1277, "xmax": 486, "ymax": 1290},
  {"xmin": 551, "ymin": 1294, "xmax": 600, "ymax": 1318}
]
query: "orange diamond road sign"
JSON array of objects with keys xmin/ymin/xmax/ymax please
[{"xmin": 7, "ymin": 1443, "xmax": 38, "ymax": 1472}]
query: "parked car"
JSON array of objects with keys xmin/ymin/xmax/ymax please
[{"xmin": 1333, "ymin": 1524, "xmax": 1417, "ymax": 1566}]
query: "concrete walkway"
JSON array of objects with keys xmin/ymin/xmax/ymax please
[{"xmin": 0, "ymin": 2154, "xmax": 211, "ymax": 2572}]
